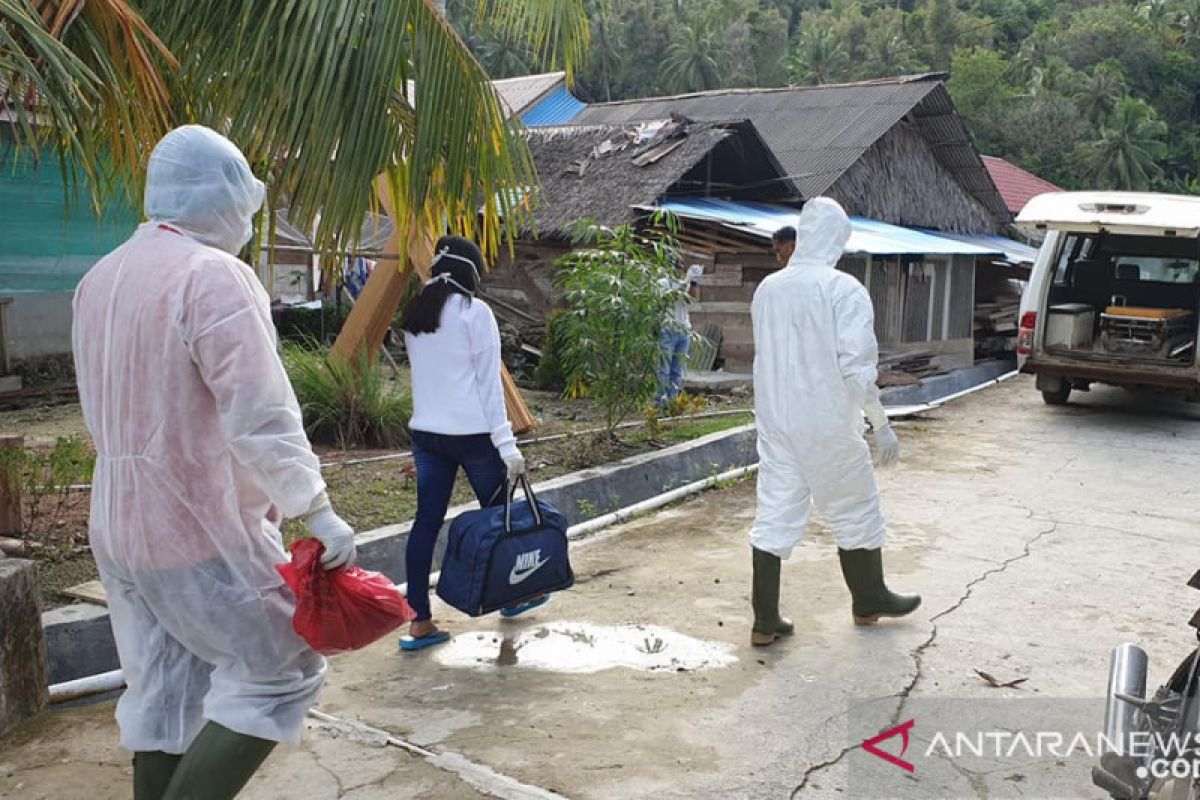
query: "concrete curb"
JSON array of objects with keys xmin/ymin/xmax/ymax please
[
  {"xmin": 880, "ymin": 359, "xmax": 1016, "ymax": 406},
  {"xmin": 42, "ymin": 424, "xmax": 759, "ymax": 684}
]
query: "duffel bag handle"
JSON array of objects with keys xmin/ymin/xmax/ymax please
[{"xmin": 504, "ymin": 474, "xmax": 544, "ymax": 534}]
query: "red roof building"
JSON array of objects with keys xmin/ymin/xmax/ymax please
[{"xmin": 982, "ymin": 155, "xmax": 1062, "ymax": 216}]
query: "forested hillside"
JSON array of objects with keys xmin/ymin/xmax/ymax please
[{"xmin": 448, "ymin": 0, "xmax": 1200, "ymax": 193}]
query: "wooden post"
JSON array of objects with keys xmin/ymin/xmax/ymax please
[
  {"xmin": 0, "ymin": 435, "xmax": 22, "ymax": 536},
  {"xmin": 331, "ymin": 178, "xmax": 536, "ymax": 435}
]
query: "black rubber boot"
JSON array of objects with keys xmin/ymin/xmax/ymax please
[
  {"xmin": 134, "ymin": 751, "xmax": 182, "ymax": 800},
  {"xmin": 751, "ymin": 547, "xmax": 794, "ymax": 646},
  {"xmin": 837, "ymin": 547, "xmax": 921, "ymax": 625},
  {"xmin": 161, "ymin": 722, "xmax": 277, "ymax": 800}
]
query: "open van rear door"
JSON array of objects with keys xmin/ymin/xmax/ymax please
[{"xmin": 1017, "ymin": 192, "xmax": 1200, "ymax": 238}]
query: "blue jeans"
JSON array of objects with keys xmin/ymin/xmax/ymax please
[
  {"xmin": 656, "ymin": 328, "xmax": 691, "ymax": 404},
  {"xmin": 407, "ymin": 430, "xmax": 507, "ymax": 621}
]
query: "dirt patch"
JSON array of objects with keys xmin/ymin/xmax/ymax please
[{"xmin": 0, "ymin": 402, "xmax": 88, "ymax": 446}]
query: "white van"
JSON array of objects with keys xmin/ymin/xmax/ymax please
[{"xmin": 1016, "ymin": 191, "xmax": 1200, "ymax": 405}]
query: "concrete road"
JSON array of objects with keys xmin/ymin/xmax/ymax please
[{"xmin": 2, "ymin": 376, "xmax": 1198, "ymax": 800}]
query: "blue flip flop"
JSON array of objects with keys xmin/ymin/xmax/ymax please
[
  {"xmin": 500, "ymin": 595, "xmax": 550, "ymax": 619},
  {"xmin": 399, "ymin": 630, "xmax": 451, "ymax": 651}
]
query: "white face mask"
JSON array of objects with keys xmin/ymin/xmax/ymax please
[{"xmin": 426, "ymin": 250, "xmax": 481, "ymax": 296}]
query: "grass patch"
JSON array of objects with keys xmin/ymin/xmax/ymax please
[
  {"xmin": 657, "ymin": 413, "xmax": 755, "ymax": 443},
  {"xmin": 283, "ymin": 344, "xmax": 412, "ymax": 450}
]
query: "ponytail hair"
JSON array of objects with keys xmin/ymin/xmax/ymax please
[{"xmin": 401, "ymin": 235, "xmax": 486, "ymax": 336}]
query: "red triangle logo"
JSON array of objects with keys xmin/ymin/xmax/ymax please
[{"xmin": 861, "ymin": 719, "xmax": 916, "ymax": 773}]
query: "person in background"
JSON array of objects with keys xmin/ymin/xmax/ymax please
[
  {"xmin": 72, "ymin": 125, "xmax": 356, "ymax": 800},
  {"xmin": 656, "ymin": 260, "xmax": 704, "ymax": 407},
  {"xmin": 771, "ymin": 225, "xmax": 796, "ymax": 267},
  {"xmin": 399, "ymin": 236, "xmax": 541, "ymax": 652},
  {"xmin": 749, "ymin": 200, "xmax": 919, "ymax": 647}
]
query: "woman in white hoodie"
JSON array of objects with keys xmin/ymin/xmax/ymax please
[{"xmin": 399, "ymin": 236, "xmax": 538, "ymax": 650}]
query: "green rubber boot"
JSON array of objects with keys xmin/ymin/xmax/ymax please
[
  {"xmin": 837, "ymin": 547, "xmax": 921, "ymax": 625},
  {"xmin": 751, "ymin": 547, "xmax": 794, "ymax": 646},
  {"xmin": 161, "ymin": 722, "xmax": 277, "ymax": 800},
  {"xmin": 134, "ymin": 751, "xmax": 182, "ymax": 800}
]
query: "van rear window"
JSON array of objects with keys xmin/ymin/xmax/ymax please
[{"xmin": 1053, "ymin": 233, "xmax": 1200, "ymax": 285}]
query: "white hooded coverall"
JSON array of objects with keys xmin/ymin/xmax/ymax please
[
  {"xmin": 750, "ymin": 198, "xmax": 888, "ymax": 559},
  {"xmin": 72, "ymin": 126, "xmax": 326, "ymax": 754}
]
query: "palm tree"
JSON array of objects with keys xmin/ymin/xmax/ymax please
[
  {"xmin": 1076, "ymin": 97, "xmax": 1169, "ymax": 190},
  {"xmin": 661, "ymin": 17, "xmax": 728, "ymax": 93},
  {"xmin": 789, "ymin": 26, "xmax": 849, "ymax": 86},
  {"xmin": 2, "ymin": 0, "xmax": 590, "ymax": 259},
  {"xmin": 862, "ymin": 26, "xmax": 920, "ymax": 78},
  {"xmin": 477, "ymin": 34, "xmax": 534, "ymax": 78},
  {"xmin": 1072, "ymin": 65, "xmax": 1126, "ymax": 127}
]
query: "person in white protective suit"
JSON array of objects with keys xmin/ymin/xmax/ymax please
[
  {"xmin": 749, "ymin": 197, "xmax": 919, "ymax": 647},
  {"xmin": 72, "ymin": 125, "xmax": 357, "ymax": 800}
]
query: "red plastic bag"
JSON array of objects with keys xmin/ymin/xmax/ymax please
[{"xmin": 277, "ymin": 538, "xmax": 416, "ymax": 655}]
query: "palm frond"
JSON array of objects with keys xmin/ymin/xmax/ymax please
[
  {"xmin": 139, "ymin": 0, "xmax": 533, "ymax": 259},
  {"xmin": 473, "ymin": 0, "xmax": 590, "ymax": 83},
  {"xmin": 2, "ymin": 0, "xmax": 173, "ymax": 204}
]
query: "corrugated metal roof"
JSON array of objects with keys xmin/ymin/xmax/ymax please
[
  {"xmin": 645, "ymin": 198, "xmax": 1003, "ymax": 257},
  {"xmin": 921, "ymin": 230, "xmax": 1039, "ymax": 265},
  {"xmin": 575, "ymin": 76, "xmax": 1009, "ymax": 225},
  {"xmin": 521, "ymin": 85, "xmax": 586, "ymax": 127},
  {"xmin": 492, "ymin": 72, "xmax": 566, "ymax": 117}
]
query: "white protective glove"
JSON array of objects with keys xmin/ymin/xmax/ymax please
[
  {"xmin": 501, "ymin": 446, "xmax": 526, "ymax": 482},
  {"xmin": 864, "ymin": 399, "xmax": 900, "ymax": 468},
  {"xmin": 872, "ymin": 424, "xmax": 900, "ymax": 468},
  {"xmin": 304, "ymin": 493, "xmax": 357, "ymax": 569}
]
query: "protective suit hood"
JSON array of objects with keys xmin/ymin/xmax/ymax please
[
  {"xmin": 144, "ymin": 125, "xmax": 266, "ymax": 255},
  {"xmin": 787, "ymin": 197, "xmax": 852, "ymax": 270}
]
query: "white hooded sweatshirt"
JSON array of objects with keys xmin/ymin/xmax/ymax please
[{"xmin": 749, "ymin": 198, "xmax": 888, "ymax": 557}]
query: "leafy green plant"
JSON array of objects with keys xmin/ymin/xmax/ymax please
[
  {"xmin": 0, "ymin": 436, "xmax": 96, "ymax": 556},
  {"xmin": 533, "ymin": 309, "xmax": 571, "ymax": 392},
  {"xmin": 283, "ymin": 345, "xmax": 412, "ymax": 450},
  {"xmin": 554, "ymin": 217, "xmax": 686, "ymax": 438}
]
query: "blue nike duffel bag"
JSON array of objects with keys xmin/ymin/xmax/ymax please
[{"xmin": 437, "ymin": 476, "xmax": 574, "ymax": 617}]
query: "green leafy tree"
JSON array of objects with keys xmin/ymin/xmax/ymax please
[
  {"xmin": 789, "ymin": 26, "xmax": 850, "ymax": 85},
  {"xmin": 1075, "ymin": 97, "xmax": 1169, "ymax": 190},
  {"xmin": 554, "ymin": 220, "xmax": 684, "ymax": 438},
  {"xmin": 662, "ymin": 16, "xmax": 730, "ymax": 92},
  {"xmin": 947, "ymin": 47, "xmax": 1013, "ymax": 142}
]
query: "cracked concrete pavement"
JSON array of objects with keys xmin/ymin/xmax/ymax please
[{"xmin": 2, "ymin": 375, "xmax": 1199, "ymax": 799}]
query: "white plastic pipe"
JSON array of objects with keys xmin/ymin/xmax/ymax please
[
  {"xmin": 927, "ymin": 370, "xmax": 1019, "ymax": 408},
  {"xmin": 566, "ymin": 464, "xmax": 759, "ymax": 541},
  {"xmin": 48, "ymin": 668, "xmax": 125, "ymax": 704}
]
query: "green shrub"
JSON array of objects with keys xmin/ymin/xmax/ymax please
[
  {"xmin": 283, "ymin": 345, "xmax": 412, "ymax": 449},
  {"xmin": 533, "ymin": 310, "xmax": 570, "ymax": 392},
  {"xmin": 554, "ymin": 217, "xmax": 684, "ymax": 436},
  {"xmin": 0, "ymin": 436, "xmax": 96, "ymax": 556}
]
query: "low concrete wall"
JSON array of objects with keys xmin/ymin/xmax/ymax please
[
  {"xmin": 43, "ymin": 424, "xmax": 760, "ymax": 684},
  {"xmin": 880, "ymin": 358, "xmax": 1016, "ymax": 406},
  {"xmin": 6, "ymin": 292, "xmax": 73, "ymax": 362}
]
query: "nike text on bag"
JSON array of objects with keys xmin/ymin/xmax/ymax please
[{"xmin": 437, "ymin": 476, "xmax": 574, "ymax": 617}]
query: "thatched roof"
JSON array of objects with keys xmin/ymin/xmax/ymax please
[
  {"xmin": 523, "ymin": 118, "xmax": 794, "ymax": 239},
  {"xmin": 573, "ymin": 74, "xmax": 1010, "ymax": 227}
]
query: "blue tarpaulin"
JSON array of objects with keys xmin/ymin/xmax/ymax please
[{"xmin": 646, "ymin": 198, "xmax": 1008, "ymax": 258}]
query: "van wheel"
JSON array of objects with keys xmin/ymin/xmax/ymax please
[{"xmin": 1041, "ymin": 385, "xmax": 1071, "ymax": 405}]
